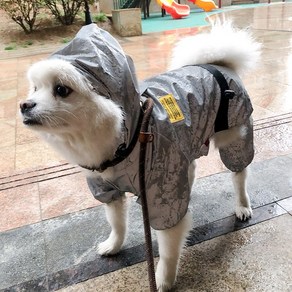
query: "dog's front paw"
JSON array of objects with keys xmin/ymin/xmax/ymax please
[
  {"xmin": 97, "ymin": 233, "xmax": 123, "ymax": 256},
  {"xmin": 156, "ymin": 266, "xmax": 175, "ymax": 292},
  {"xmin": 236, "ymin": 206, "xmax": 252, "ymax": 221},
  {"xmin": 156, "ymin": 276, "xmax": 173, "ymax": 292}
]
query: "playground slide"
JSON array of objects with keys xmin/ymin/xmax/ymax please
[
  {"xmin": 157, "ymin": 0, "xmax": 190, "ymax": 19},
  {"xmin": 188, "ymin": 0, "xmax": 218, "ymax": 12}
]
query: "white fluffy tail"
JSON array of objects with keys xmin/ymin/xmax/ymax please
[{"xmin": 169, "ymin": 22, "xmax": 261, "ymax": 75}]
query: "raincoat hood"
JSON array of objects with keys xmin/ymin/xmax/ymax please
[{"xmin": 50, "ymin": 24, "xmax": 141, "ymax": 147}]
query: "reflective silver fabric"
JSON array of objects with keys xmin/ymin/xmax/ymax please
[
  {"xmin": 51, "ymin": 25, "xmax": 254, "ymax": 230},
  {"xmin": 137, "ymin": 65, "xmax": 254, "ymax": 229}
]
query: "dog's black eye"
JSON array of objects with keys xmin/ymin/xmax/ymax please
[{"xmin": 54, "ymin": 85, "xmax": 72, "ymax": 98}]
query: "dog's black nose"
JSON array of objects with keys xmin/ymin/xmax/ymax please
[{"xmin": 20, "ymin": 101, "xmax": 36, "ymax": 114}]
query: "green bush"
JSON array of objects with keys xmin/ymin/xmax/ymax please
[
  {"xmin": 61, "ymin": 38, "xmax": 71, "ymax": 43},
  {"xmin": 94, "ymin": 12, "xmax": 107, "ymax": 23},
  {"xmin": 0, "ymin": 0, "xmax": 42, "ymax": 33},
  {"xmin": 43, "ymin": 0, "xmax": 84, "ymax": 25}
]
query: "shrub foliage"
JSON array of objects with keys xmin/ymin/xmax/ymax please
[
  {"xmin": 0, "ymin": 0, "xmax": 42, "ymax": 33},
  {"xmin": 43, "ymin": 0, "xmax": 84, "ymax": 25},
  {"xmin": 0, "ymin": 0, "xmax": 86, "ymax": 33}
]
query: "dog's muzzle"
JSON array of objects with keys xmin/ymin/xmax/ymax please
[
  {"xmin": 20, "ymin": 101, "xmax": 42, "ymax": 126},
  {"xmin": 20, "ymin": 100, "xmax": 36, "ymax": 114}
]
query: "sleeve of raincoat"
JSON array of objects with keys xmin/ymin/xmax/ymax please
[
  {"xmin": 86, "ymin": 176, "xmax": 124, "ymax": 204},
  {"xmin": 219, "ymin": 117, "xmax": 254, "ymax": 173}
]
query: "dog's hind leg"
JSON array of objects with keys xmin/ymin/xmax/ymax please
[
  {"xmin": 232, "ymin": 168, "xmax": 252, "ymax": 221},
  {"xmin": 155, "ymin": 211, "xmax": 192, "ymax": 291},
  {"xmin": 97, "ymin": 194, "xmax": 128, "ymax": 255}
]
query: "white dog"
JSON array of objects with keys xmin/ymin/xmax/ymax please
[{"xmin": 20, "ymin": 23, "xmax": 260, "ymax": 291}]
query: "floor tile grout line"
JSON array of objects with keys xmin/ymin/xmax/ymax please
[
  {"xmin": 254, "ymin": 120, "xmax": 292, "ymax": 131},
  {"xmin": 0, "ymin": 170, "xmax": 81, "ymax": 191},
  {"xmin": 253, "ymin": 112, "xmax": 292, "ymax": 125},
  {"xmin": 0, "ymin": 167, "xmax": 79, "ymax": 189},
  {"xmin": 0, "ymin": 166, "xmax": 79, "ymax": 186},
  {"xmin": 254, "ymin": 112, "xmax": 292, "ymax": 122},
  {"xmin": 255, "ymin": 118, "xmax": 292, "ymax": 127},
  {"xmin": 0, "ymin": 163, "xmax": 71, "ymax": 180}
]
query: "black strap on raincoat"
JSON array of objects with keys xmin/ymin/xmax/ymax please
[{"xmin": 197, "ymin": 64, "xmax": 235, "ymax": 132}]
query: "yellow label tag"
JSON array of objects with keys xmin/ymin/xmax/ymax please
[{"xmin": 159, "ymin": 94, "xmax": 185, "ymax": 123}]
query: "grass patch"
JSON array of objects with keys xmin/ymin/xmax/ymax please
[
  {"xmin": 4, "ymin": 44, "xmax": 17, "ymax": 50},
  {"xmin": 61, "ymin": 38, "xmax": 71, "ymax": 43},
  {"xmin": 21, "ymin": 40, "xmax": 34, "ymax": 48},
  {"xmin": 4, "ymin": 40, "xmax": 33, "ymax": 50},
  {"xmin": 93, "ymin": 13, "xmax": 108, "ymax": 23}
]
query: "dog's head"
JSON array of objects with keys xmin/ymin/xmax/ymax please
[
  {"xmin": 20, "ymin": 24, "xmax": 141, "ymax": 148},
  {"xmin": 21, "ymin": 58, "xmax": 100, "ymax": 132}
]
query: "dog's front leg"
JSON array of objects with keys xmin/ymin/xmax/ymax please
[
  {"xmin": 232, "ymin": 168, "xmax": 252, "ymax": 221},
  {"xmin": 98, "ymin": 194, "xmax": 128, "ymax": 255},
  {"xmin": 155, "ymin": 212, "xmax": 192, "ymax": 291}
]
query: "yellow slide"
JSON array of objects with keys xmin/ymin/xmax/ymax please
[{"xmin": 189, "ymin": 0, "xmax": 217, "ymax": 12}]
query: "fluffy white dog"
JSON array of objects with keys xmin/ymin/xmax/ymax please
[{"xmin": 20, "ymin": 22, "xmax": 260, "ymax": 291}]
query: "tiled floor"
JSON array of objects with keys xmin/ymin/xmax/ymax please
[{"xmin": 0, "ymin": 2, "xmax": 292, "ymax": 291}]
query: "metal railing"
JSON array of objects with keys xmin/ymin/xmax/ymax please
[{"xmin": 113, "ymin": 0, "xmax": 142, "ymax": 9}]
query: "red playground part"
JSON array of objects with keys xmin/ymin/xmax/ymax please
[{"xmin": 159, "ymin": 0, "xmax": 190, "ymax": 19}]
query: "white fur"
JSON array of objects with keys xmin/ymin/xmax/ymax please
[
  {"xmin": 232, "ymin": 168, "xmax": 252, "ymax": 220},
  {"xmin": 97, "ymin": 194, "xmax": 128, "ymax": 255},
  {"xmin": 21, "ymin": 23, "xmax": 259, "ymax": 291},
  {"xmin": 26, "ymin": 59, "xmax": 124, "ymax": 169},
  {"xmin": 169, "ymin": 21, "xmax": 261, "ymax": 75},
  {"xmin": 156, "ymin": 211, "xmax": 193, "ymax": 290}
]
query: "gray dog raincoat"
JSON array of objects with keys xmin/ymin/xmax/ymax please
[{"xmin": 50, "ymin": 24, "xmax": 254, "ymax": 230}]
